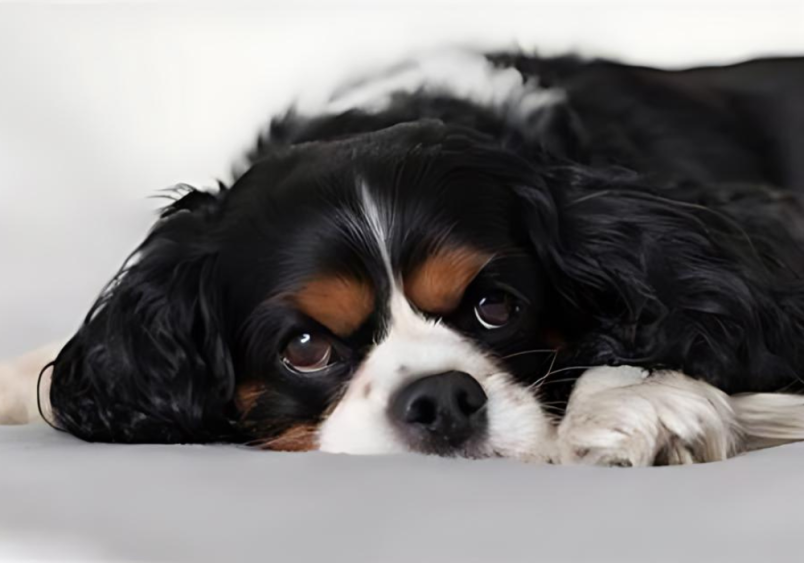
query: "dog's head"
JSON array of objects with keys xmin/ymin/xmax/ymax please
[{"xmin": 49, "ymin": 118, "xmax": 579, "ymax": 461}]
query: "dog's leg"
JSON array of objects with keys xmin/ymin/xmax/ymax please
[
  {"xmin": 732, "ymin": 393, "xmax": 804, "ymax": 451},
  {"xmin": 556, "ymin": 366, "xmax": 743, "ymax": 466},
  {"xmin": 0, "ymin": 343, "xmax": 60, "ymax": 424}
]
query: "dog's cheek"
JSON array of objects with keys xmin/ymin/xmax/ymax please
[
  {"xmin": 483, "ymin": 372, "xmax": 558, "ymax": 463},
  {"xmin": 234, "ymin": 381, "xmax": 326, "ymax": 451},
  {"xmin": 260, "ymin": 424, "xmax": 321, "ymax": 452}
]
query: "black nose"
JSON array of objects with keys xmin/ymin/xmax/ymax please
[{"xmin": 389, "ymin": 371, "xmax": 488, "ymax": 451}]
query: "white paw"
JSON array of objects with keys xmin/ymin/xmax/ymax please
[
  {"xmin": 0, "ymin": 344, "xmax": 60, "ymax": 425},
  {"xmin": 557, "ymin": 367, "xmax": 741, "ymax": 467},
  {"xmin": 558, "ymin": 391, "xmax": 662, "ymax": 467},
  {"xmin": 0, "ymin": 363, "xmax": 33, "ymax": 424}
]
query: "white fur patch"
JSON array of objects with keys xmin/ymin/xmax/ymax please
[
  {"xmin": 359, "ymin": 182, "xmax": 394, "ymax": 279},
  {"xmin": 0, "ymin": 343, "xmax": 60, "ymax": 425},
  {"xmin": 324, "ymin": 49, "xmax": 564, "ymax": 121},
  {"xmin": 557, "ymin": 366, "xmax": 742, "ymax": 466}
]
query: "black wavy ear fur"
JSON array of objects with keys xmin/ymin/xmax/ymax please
[
  {"xmin": 50, "ymin": 187, "xmax": 237, "ymax": 443},
  {"xmin": 517, "ymin": 167, "xmax": 804, "ymax": 395}
]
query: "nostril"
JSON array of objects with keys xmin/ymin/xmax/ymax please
[
  {"xmin": 456, "ymin": 389, "xmax": 485, "ymax": 417},
  {"xmin": 406, "ymin": 396, "xmax": 437, "ymax": 425}
]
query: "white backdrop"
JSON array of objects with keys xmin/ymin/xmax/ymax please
[{"xmin": 1, "ymin": 0, "xmax": 803, "ymax": 357}]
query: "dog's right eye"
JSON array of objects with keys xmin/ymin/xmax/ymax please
[
  {"xmin": 474, "ymin": 291, "xmax": 520, "ymax": 330},
  {"xmin": 281, "ymin": 333, "xmax": 334, "ymax": 374}
]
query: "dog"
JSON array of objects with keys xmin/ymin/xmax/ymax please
[{"xmin": 5, "ymin": 50, "xmax": 804, "ymax": 465}]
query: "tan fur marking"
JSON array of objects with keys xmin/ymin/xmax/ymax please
[
  {"xmin": 293, "ymin": 277, "xmax": 375, "ymax": 336},
  {"xmin": 235, "ymin": 382, "xmax": 321, "ymax": 452},
  {"xmin": 235, "ymin": 381, "xmax": 266, "ymax": 414},
  {"xmin": 262, "ymin": 424, "xmax": 320, "ymax": 452},
  {"xmin": 406, "ymin": 247, "xmax": 491, "ymax": 314}
]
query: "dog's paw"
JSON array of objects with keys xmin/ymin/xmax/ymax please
[
  {"xmin": 0, "ymin": 344, "xmax": 60, "ymax": 425},
  {"xmin": 557, "ymin": 391, "xmax": 663, "ymax": 467},
  {"xmin": 0, "ymin": 363, "xmax": 33, "ymax": 424},
  {"xmin": 556, "ymin": 367, "xmax": 741, "ymax": 467}
]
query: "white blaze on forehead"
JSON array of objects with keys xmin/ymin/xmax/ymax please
[
  {"xmin": 359, "ymin": 182, "xmax": 394, "ymax": 281},
  {"xmin": 324, "ymin": 49, "xmax": 565, "ymax": 121}
]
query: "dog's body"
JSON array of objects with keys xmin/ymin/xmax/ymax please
[{"xmin": 4, "ymin": 51, "xmax": 804, "ymax": 465}]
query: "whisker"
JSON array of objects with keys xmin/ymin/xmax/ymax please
[
  {"xmin": 539, "ymin": 403, "xmax": 566, "ymax": 411},
  {"xmin": 525, "ymin": 350, "xmax": 560, "ymax": 390},
  {"xmin": 242, "ymin": 439, "xmax": 269, "ymax": 449},
  {"xmin": 501, "ymin": 348, "xmax": 558, "ymax": 360},
  {"xmin": 538, "ymin": 400, "xmax": 568, "ymax": 407},
  {"xmin": 545, "ymin": 349, "xmax": 559, "ymax": 379},
  {"xmin": 535, "ymin": 377, "xmax": 586, "ymax": 388},
  {"xmin": 542, "ymin": 365, "xmax": 599, "ymax": 378}
]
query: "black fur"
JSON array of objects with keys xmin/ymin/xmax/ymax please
[{"xmin": 50, "ymin": 53, "xmax": 804, "ymax": 444}]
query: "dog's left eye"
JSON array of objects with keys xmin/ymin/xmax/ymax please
[
  {"xmin": 282, "ymin": 333, "xmax": 334, "ymax": 374},
  {"xmin": 474, "ymin": 292, "xmax": 520, "ymax": 329}
]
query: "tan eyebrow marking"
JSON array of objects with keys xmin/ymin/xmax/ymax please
[
  {"xmin": 405, "ymin": 246, "xmax": 492, "ymax": 315},
  {"xmin": 292, "ymin": 276, "xmax": 375, "ymax": 337}
]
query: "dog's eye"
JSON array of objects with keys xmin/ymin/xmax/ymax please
[
  {"xmin": 282, "ymin": 333, "xmax": 334, "ymax": 373},
  {"xmin": 474, "ymin": 292, "xmax": 519, "ymax": 329}
]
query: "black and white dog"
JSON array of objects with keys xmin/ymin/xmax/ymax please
[{"xmin": 6, "ymin": 50, "xmax": 804, "ymax": 466}]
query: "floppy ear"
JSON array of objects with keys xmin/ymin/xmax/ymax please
[
  {"xmin": 515, "ymin": 166, "xmax": 804, "ymax": 392},
  {"xmin": 50, "ymin": 188, "xmax": 237, "ymax": 443}
]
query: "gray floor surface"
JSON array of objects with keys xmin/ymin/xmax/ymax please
[{"xmin": 1, "ymin": 424, "xmax": 803, "ymax": 562}]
